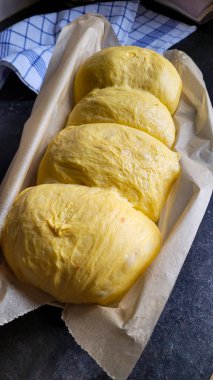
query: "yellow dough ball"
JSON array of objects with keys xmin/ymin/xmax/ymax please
[
  {"xmin": 2, "ymin": 184, "xmax": 162, "ymax": 305},
  {"xmin": 74, "ymin": 46, "xmax": 182, "ymax": 114},
  {"xmin": 37, "ymin": 123, "xmax": 180, "ymax": 222},
  {"xmin": 67, "ymin": 87, "xmax": 176, "ymax": 148}
]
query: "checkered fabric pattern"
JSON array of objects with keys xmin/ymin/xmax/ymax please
[
  {"xmin": 0, "ymin": 1, "xmax": 196, "ymax": 93},
  {"xmin": 127, "ymin": 4, "xmax": 196, "ymax": 51}
]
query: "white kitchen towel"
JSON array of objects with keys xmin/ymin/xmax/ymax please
[{"xmin": 0, "ymin": 1, "xmax": 196, "ymax": 93}]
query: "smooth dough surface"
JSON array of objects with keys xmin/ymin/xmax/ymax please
[
  {"xmin": 37, "ymin": 123, "xmax": 181, "ymax": 221},
  {"xmin": 67, "ymin": 87, "xmax": 176, "ymax": 148},
  {"xmin": 2, "ymin": 184, "xmax": 161, "ymax": 305},
  {"xmin": 74, "ymin": 46, "xmax": 182, "ymax": 114}
]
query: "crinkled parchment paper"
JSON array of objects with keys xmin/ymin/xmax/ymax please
[{"xmin": 0, "ymin": 14, "xmax": 212, "ymax": 380}]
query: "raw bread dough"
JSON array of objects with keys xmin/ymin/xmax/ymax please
[
  {"xmin": 67, "ymin": 87, "xmax": 176, "ymax": 148},
  {"xmin": 2, "ymin": 184, "xmax": 161, "ymax": 305},
  {"xmin": 37, "ymin": 123, "xmax": 181, "ymax": 221},
  {"xmin": 74, "ymin": 46, "xmax": 182, "ymax": 114}
]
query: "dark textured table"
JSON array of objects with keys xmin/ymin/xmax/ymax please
[{"xmin": 0, "ymin": 2, "xmax": 213, "ymax": 380}]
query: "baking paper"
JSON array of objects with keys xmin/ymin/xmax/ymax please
[{"xmin": 0, "ymin": 14, "xmax": 212, "ymax": 380}]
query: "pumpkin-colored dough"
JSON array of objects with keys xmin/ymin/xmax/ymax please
[
  {"xmin": 74, "ymin": 46, "xmax": 182, "ymax": 114},
  {"xmin": 67, "ymin": 87, "xmax": 176, "ymax": 148},
  {"xmin": 2, "ymin": 184, "xmax": 162, "ymax": 305},
  {"xmin": 37, "ymin": 123, "xmax": 180, "ymax": 222}
]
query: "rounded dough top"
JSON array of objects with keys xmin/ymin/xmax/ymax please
[
  {"xmin": 37, "ymin": 123, "xmax": 181, "ymax": 222},
  {"xmin": 2, "ymin": 184, "xmax": 161, "ymax": 305},
  {"xmin": 68, "ymin": 87, "xmax": 176, "ymax": 147},
  {"xmin": 74, "ymin": 46, "xmax": 182, "ymax": 114}
]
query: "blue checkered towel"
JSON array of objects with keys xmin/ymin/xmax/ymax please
[{"xmin": 0, "ymin": 1, "xmax": 196, "ymax": 93}]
